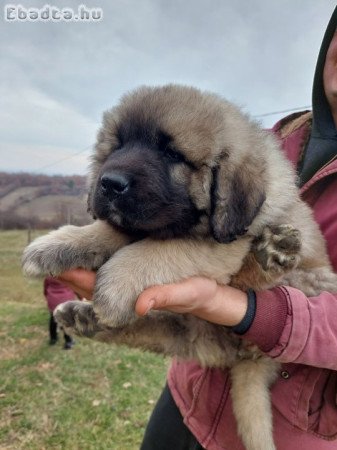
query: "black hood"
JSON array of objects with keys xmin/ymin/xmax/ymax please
[{"xmin": 299, "ymin": 7, "xmax": 337, "ymax": 185}]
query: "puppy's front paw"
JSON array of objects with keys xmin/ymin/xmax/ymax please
[
  {"xmin": 253, "ymin": 224, "xmax": 301, "ymax": 273},
  {"xmin": 54, "ymin": 301, "xmax": 103, "ymax": 337},
  {"xmin": 22, "ymin": 226, "xmax": 110, "ymax": 277},
  {"xmin": 22, "ymin": 234, "xmax": 72, "ymax": 277}
]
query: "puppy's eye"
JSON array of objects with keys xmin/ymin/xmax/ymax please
[
  {"xmin": 165, "ymin": 147, "xmax": 184, "ymax": 163},
  {"xmin": 157, "ymin": 131, "xmax": 185, "ymax": 163}
]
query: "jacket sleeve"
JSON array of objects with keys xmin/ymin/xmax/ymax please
[{"xmin": 242, "ymin": 286, "xmax": 337, "ymax": 370}]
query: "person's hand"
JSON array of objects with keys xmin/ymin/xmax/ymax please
[
  {"xmin": 57, "ymin": 270, "xmax": 248, "ymax": 327},
  {"xmin": 57, "ymin": 269, "xmax": 96, "ymax": 300},
  {"xmin": 136, "ymin": 277, "xmax": 248, "ymax": 327}
]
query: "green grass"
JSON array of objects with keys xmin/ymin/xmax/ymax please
[{"xmin": 0, "ymin": 230, "xmax": 168, "ymax": 449}]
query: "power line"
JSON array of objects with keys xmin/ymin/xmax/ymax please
[
  {"xmin": 254, "ymin": 105, "xmax": 311, "ymax": 118},
  {"xmin": 32, "ymin": 145, "xmax": 92, "ymax": 173}
]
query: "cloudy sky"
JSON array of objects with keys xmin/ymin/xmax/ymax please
[{"xmin": 0, "ymin": 0, "xmax": 336, "ymax": 175}]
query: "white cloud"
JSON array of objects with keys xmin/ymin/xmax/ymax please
[{"xmin": 0, "ymin": 81, "xmax": 99, "ymax": 148}]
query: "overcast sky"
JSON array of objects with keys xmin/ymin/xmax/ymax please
[{"xmin": 0, "ymin": 0, "xmax": 336, "ymax": 175}]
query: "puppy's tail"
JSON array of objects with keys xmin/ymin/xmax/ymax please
[{"xmin": 230, "ymin": 357, "xmax": 279, "ymax": 450}]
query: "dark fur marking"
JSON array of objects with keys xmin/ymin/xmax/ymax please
[{"xmin": 210, "ymin": 164, "xmax": 266, "ymax": 243}]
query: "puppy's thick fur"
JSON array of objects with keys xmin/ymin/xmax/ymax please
[{"xmin": 23, "ymin": 85, "xmax": 337, "ymax": 450}]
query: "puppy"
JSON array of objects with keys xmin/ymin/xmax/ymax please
[{"xmin": 22, "ymin": 85, "xmax": 337, "ymax": 450}]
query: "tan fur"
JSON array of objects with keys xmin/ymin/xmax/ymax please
[{"xmin": 22, "ymin": 85, "xmax": 337, "ymax": 450}]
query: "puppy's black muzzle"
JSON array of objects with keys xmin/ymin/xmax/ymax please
[{"xmin": 100, "ymin": 172, "xmax": 130, "ymax": 198}]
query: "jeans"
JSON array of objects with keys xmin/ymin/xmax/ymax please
[{"xmin": 140, "ymin": 384, "xmax": 204, "ymax": 450}]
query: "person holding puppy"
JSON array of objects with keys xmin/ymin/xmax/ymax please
[{"xmin": 58, "ymin": 7, "xmax": 337, "ymax": 450}]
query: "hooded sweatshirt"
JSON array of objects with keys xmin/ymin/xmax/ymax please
[{"xmin": 299, "ymin": 6, "xmax": 337, "ymax": 185}]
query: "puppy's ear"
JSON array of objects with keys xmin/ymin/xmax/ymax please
[{"xmin": 210, "ymin": 156, "xmax": 266, "ymax": 243}]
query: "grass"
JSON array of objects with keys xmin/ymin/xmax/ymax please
[{"xmin": 0, "ymin": 230, "xmax": 168, "ymax": 450}]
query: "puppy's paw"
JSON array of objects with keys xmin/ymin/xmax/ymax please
[
  {"xmin": 54, "ymin": 301, "xmax": 103, "ymax": 337},
  {"xmin": 253, "ymin": 224, "xmax": 301, "ymax": 273},
  {"xmin": 22, "ymin": 226, "xmax": 110, "ymax": 277},
  {"xmin": 22, "ymin": 237, "xmax": 73, "ymax": 277}
]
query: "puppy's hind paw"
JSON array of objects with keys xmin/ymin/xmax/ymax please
[
  {"xmin": 253, "ymin": 224, "xmax": 301, "ymax": 273},
  {"xmin": 54, "ymin": 301, "xmax": 104, "ymax": 338}
]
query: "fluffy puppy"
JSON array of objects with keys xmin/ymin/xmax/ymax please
[{"xmin": 22, "ymin": 85, "xmax": 337, "ymax": 450}]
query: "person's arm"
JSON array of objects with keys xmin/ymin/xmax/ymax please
[
  {"xmin": 245, "ymin": 287, "xmax": 337, "ymax": 370},
  {"xmin": 137, "ymin": 280, "xmax": 337, "ymax": 370},
  {"xmin": 58, "ymin": 267, "xmax": 337, "ymax": 371}
]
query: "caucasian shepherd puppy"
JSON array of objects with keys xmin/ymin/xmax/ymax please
[{"xmin": 22, "ymin": 85, "xmax": 337, "ymax": 450}]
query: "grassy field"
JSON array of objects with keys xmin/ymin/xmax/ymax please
[{"xmin": 0, "ymin": 230, "xmax": 168, "ymax": 450}]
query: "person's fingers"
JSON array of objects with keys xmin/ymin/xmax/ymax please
[
  {"xmin": 57, "ymin": 269, "xmax": 96, "ymax": 300},
  {"xmin": 135, "ymin": 278, "xmax": 214, "ymax": 316},
  {"xmin": 135, "ymin": 284, "xmax": 174, "ymax": 316}
]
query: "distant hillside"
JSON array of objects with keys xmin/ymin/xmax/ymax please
[{"xmin": 0, "ymin": 172, "xmax": 92, "ymax": 229}]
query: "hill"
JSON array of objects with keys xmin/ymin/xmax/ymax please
[{"xmin": 0, "ymin": 172, "xmax": 91, "ymax": 229}]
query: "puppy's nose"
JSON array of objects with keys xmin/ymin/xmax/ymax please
[{"xmin": 100, "ymin": 172, "xmax": 130, "ymax": 196}]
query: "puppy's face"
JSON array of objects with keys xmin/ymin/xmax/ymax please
[
  {"xmin": 91, "ymin": 126, "xmax": 203, "ymax": 238},
  {"xmin": 88, "ymin": 85, "xmax": 266, "ymax": 242}
]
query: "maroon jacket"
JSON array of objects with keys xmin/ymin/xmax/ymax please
[
  {"xmin": 44, "ymin": 276, "xmax": 77, "ymax": 312},
  {"xmin": 168, "ymin": 113, "xmax": 337, "ymax": 449}
]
